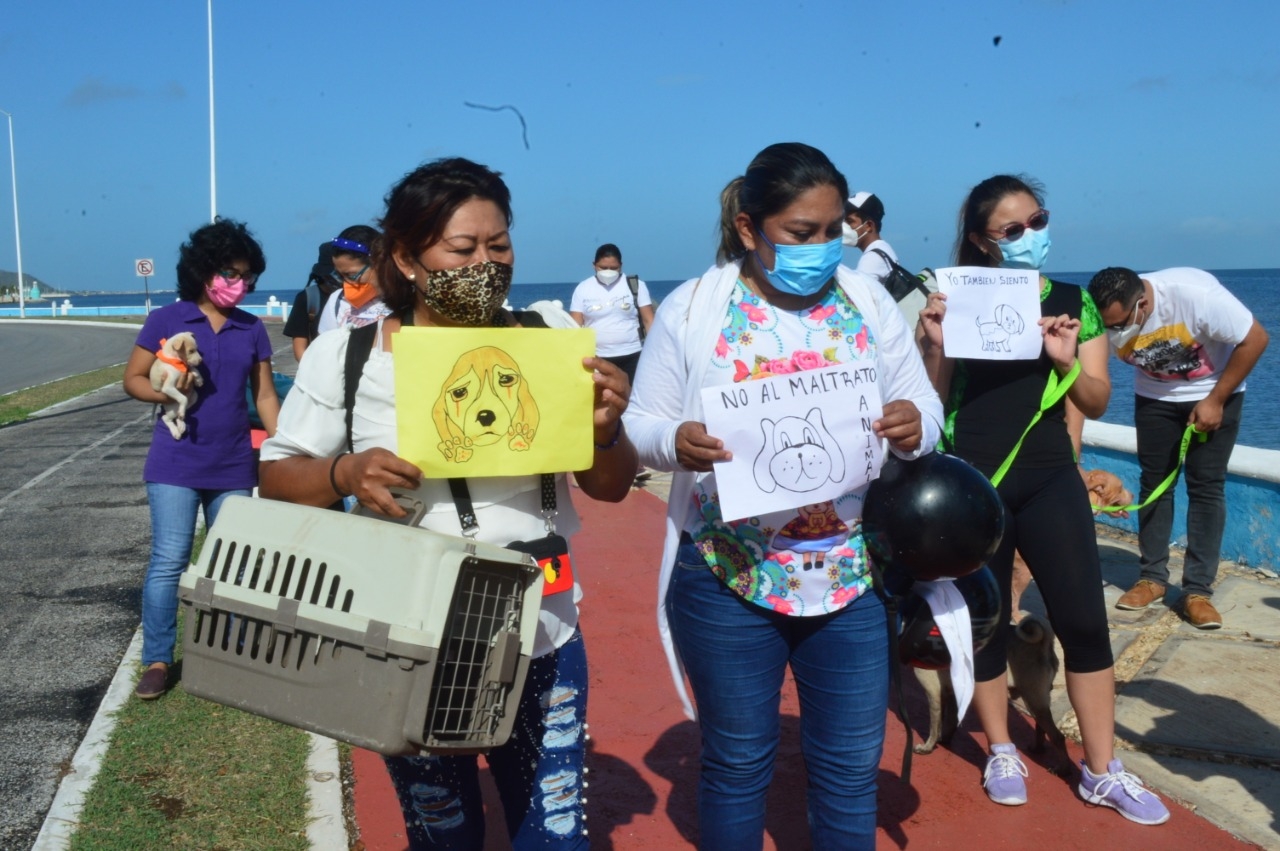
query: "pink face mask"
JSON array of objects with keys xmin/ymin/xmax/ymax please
[{"xmin": 206, "ymin": 275, "xmax": 247, "ymax": 308}]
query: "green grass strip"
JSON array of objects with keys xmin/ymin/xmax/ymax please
[
  {"xmin": 69, "ymin": 610, "xmax": 314, "ymax": 851},
  {"xmin": 0, "ymin": 364, "xmax": 126, "ymax": 426}
]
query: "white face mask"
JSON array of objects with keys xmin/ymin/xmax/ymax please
[
  {"xmin": 842, "ymin": 221, "xmax": 866, "ymax": 247},
  {"xmin": 1106, "ymin": 300, "xmax": 1147, "ymax": 351},
  {"xmin": 596, "ymin": 268, "xmax": 621, "ymax": 285}
]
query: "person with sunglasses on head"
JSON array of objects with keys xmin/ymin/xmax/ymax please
[
  {"xmin": 122, "ymin": 217, "xmax": 280, "ymax": 700},
  {"xmin": 916, "ymin": 175, "xmax": 1171, "ymax": 825},
  {"xmin": 626, "ymin": 142, "xmax": 943, "ymax": 850},
  {"xmin": 1088, "ymin": 266, "xmax": 1268, "ymax": 629},
  {"xmin": 314, "ymin": 224, "xmax": 392, "ymax": 337},
  {"xmin": 260, "ymin": 157, "xmax": 637, "ymax": 850}
]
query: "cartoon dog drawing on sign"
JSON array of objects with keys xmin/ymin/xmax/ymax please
[
  {"xmin": 976, "ymin": 304, "xmax": 1026, "ymax": 352},
  {"xmin": 753, "ymin": 407, "xmax": 845, "ymax": 494},
  {"xmin": 433, "ymin": 346, "xmax": 539, "ymax": 463}
]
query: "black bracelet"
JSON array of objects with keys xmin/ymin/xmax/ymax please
[
  {"xmin": 594, "ymin": 420, "xmax": 623, "ymax": 450},
  {"xmin": 329, "ymin": 453, "xmax": 350, "ymax": 497}
]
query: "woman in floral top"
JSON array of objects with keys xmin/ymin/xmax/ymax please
[{"xmin": 625, "ymin": 143, "xmax": 943, "ymax": 850}]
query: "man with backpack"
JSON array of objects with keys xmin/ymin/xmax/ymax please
[
  {"xmin": 844, "ymin": 191, "xmax": 935, "ymax": 330},
  {"xmin": 283, "ymin": 241, "xmax": 343, "ymax": 362}
]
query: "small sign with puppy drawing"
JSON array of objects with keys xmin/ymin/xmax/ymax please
[
  {"xmin": 701, "ymin": 359, "xmax": 884, "ymax": 522},
  {"xmin": 936, "ymin": 266, "xmax": 1041, "ymax": 360},
  {"xmin": 393, "ymin": 327, "xmax": 596, "ymax": 478}
]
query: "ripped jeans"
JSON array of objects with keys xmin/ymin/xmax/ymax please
[{"xmin": 384, "ymin": 628, "xmax": 589, "ymax": 850}]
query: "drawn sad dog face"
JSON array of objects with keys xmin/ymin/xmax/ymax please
[
  {"xmin": 433, "ymin": 346, "xmax": 539, "ymax": 463},
  {"xmin": 753, "ymin": 407, "xmax": 846, "ymax": 494}
]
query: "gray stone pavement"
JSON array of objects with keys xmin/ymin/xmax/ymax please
[
  {"xmin": 0, "ymin": 320, "xmax": 297, "ymax": 850},
  {"xmin": 636, "ymin": 470, "xmax": 1280, "ymax": 850}
]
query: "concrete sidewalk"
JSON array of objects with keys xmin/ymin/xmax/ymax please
[{"xmin": 349, "ymin": 473, "xmax": 1280, "ymax": 850}]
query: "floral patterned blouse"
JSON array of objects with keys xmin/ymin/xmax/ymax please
[{"xmin": 685, "ymin": 279, "xmax": 880, "ymax": 616}]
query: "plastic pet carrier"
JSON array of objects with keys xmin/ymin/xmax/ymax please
[{"xmin": 177, "ymin": 495, "xmax": 543, "ymax": 755}]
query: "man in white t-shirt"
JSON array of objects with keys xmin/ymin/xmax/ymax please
[
  {"xmin": 843, "ymin": 191, "xmax": 933, "ymax": 328},
  {"xmin": 569, "ymin": 243, "xmax": 655, "ymax": 385},
  {"xmin": 1089, "ymin": 267, "xmax": 1269, "ymax": 629}
]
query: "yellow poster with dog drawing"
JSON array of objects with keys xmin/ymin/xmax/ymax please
[{"xmin": 393, "ymin": 327, "xmax": 597, "ymax": 478}]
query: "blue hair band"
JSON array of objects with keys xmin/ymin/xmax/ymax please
[{"xmin": 331, "ymin": 237, "xmax": 370, "ymax": 255}]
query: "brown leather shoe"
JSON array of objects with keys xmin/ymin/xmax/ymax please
[
  {"xmin": 1116, "ymin": 579, "xmax": 1166, "ymax": 610},
  {"xmin": 135, "ymin": 665, "xmax": 168, "ymax": 700},
  {"xmin": 1183, "ymin": 594, "xmax": 1223, "ymax": 630}
]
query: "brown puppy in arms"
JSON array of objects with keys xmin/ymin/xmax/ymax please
[{"xmin": 149, "ymin": 332, "xmax": 203, "ymax": 440}]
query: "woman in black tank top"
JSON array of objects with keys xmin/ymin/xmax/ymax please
[{"xmin": 915, "ymin": 175, "xmax": 1169, "ymax": 825}]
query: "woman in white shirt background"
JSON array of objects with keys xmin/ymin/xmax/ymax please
[{"xmin": 569, "ymin": 243, "xmax": 655, "ymax": 385}]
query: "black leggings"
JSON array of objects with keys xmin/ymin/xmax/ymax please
[{"xmin": 973, "ymin": 463, "xmax": 1113, "ymax": 682}]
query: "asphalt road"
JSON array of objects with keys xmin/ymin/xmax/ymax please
[
  {"xmin": 0, "ymin": 321, "xmax": 144, "ymax": 396},
  {"xmin": 0, "ymin": 320, "xmax": 295, "ymax": 849}
]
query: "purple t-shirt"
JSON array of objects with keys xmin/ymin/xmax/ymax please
[{"xmin": 135, "ymin": 300, "xmax": 273, "ymax": 489}]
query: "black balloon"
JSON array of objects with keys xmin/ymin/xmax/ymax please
[
  {"xmin": 898, "ymin": 566, "xmax": 1003, "ymax": 669},
  {"xmin": 863, "ymin": 452, "xmax": 1004, "ymax": 581}
]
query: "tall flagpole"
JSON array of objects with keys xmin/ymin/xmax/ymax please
[
  {"xmin": 207, "ymin": 0, "xmax": 217, "ymax": 222},
  {"xmin": 0, "ymin": 109, "xmax": 23, "ymax": 318}
]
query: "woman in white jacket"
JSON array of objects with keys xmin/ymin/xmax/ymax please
[{"xmin": 624, "ymin": 143, "xmax": 943, "ymax": 850}]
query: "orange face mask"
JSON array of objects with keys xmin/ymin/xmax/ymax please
[{"xmin": 343, "ymin": 280, "xmax": 378, "ymax": 309}]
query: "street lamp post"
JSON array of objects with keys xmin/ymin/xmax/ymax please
[
  {"xmin": 0, "ymin": 109, "xmax": 24, "ymax": 319},
  {"xmin": 208, "ymin": 0, "xmax": 217, "ymax": 222}
]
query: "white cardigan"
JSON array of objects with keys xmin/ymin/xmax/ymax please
[{"xmin": 623, "ymin": 260, "xmax": 945, "ymax": 718}]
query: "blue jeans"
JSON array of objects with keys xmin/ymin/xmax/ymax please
[
  {"xmin": 667, "ymin": 546, "xmax": 888, "ymax": 851},
  {"xmin": 142, "ymin": 482, "xmax": 248, "ymax": 666},
  {"xmin": 384, "ymin": 629, "xmax": 589, "ymax": 851},
  {"xmin": 1135, "ymin": 393, "xmax": 1243, "ymax": 597}
]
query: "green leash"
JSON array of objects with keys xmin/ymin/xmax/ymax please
[
  {"xmin": 1096, "ymin": 424, "xmax": 1207, "ymax": 514},
  {"xmin": 989, "ymin": 359, "xmax": 1082, "ymax": 488}
]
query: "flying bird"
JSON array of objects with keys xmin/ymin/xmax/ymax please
[
  {"xmin": 993, "ymin": 35, "xmax": 1002, "ymax": 46},
  {"xmin": 463, "ymin": 101, "xmax": 530, "ymax": 150}
]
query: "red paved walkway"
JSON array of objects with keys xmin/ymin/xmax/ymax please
[{"xmin": 352, "ymin": 489, "xmax": 1256, "ymax": 850}]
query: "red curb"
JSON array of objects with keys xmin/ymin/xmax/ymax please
[{"xmin": 351, "ymin": 487, "xmax": 1258, "ymax": 850}]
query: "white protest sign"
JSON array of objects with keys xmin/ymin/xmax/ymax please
[
  {"xmin": 937, "ymin": 266, "xmax": 1041, "ymax": 360},
  {"xmin": 701, "ymin": 363, "xmax": 884, "ymax": 522}
]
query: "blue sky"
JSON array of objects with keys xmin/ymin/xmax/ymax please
[{"xmin": 1, "ymin": 0, "xmax": 1278, "ymax": 293}]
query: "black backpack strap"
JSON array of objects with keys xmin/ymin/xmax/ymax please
[
  {"xmin": 871, "ymin": 249, "xmax": 933, "ymax": 302},
  {"xmin": 626, "ymin": 275, "xmax": 646, "ymax": 341},
  {"xmin": 868, "ymin": 558, "xmax": 915, "ymax": 784},
  {"xmin": 343, "ymin": 323, "xmax": 380, "ymax": 454}
]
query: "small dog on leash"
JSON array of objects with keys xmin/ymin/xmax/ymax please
[
  {"xmin": 150, "ymin": 332, "xmax": 203, "ymax": 439},
  {"xmin": 910, "ymin": 472, "xmax": 1123, "ymax": 758},
  {"xmin": 1084, "ymin": 468, "xmax": 1134, "ymax": 514},
  {"xmin": 1007, "ymin": 612, "xmax": 1069, "ymax": 773},
  {"xmin": 909, "ymin": 613, "xmax": 1064, "ymax": 759}
]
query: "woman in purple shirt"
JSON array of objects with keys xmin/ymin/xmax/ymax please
[{"xmin": 122, "ymin": 218, "xmax": 280, "ymax": 700}]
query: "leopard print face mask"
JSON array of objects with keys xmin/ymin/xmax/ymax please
[{"xmin": 415, "ymin": 260, "xmax": 513, "ymax": 326}]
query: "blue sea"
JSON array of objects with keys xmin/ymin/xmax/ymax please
[{"xmin": 24, "ymin": 268, "xmax": 1280, "ymax": 449}]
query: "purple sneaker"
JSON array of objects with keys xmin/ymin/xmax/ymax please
[
  {"xmin": 983, "ymin": 743, "xmax": 1028, "ymax": 806},
  {"xmin": 1078, "ymin": 759, "xmax": 1170, "ymax": 825}
]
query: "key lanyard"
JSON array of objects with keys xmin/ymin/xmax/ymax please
[{"xmin": 448, "ymin": 474, "xmax": 557, "ymax": 537}]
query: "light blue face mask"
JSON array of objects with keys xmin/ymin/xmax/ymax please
[
  {"xmin": 755, "ymin": 230, "xmax": 843, "ymax": 296},
  {"xmin": 995, "ymin": 226, "xmax": 1052, "ymax": 270}
]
